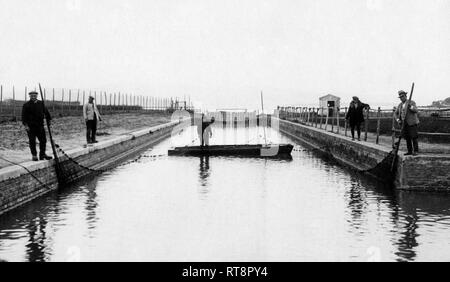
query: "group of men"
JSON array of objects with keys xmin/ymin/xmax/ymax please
[
  {"xmin": 344, "ymin": 90, "xmax": 420, "ymax": 156},
  {"xmin": 22, "ymin": 92, "xmax": 102, "ymax": 161},
  {"xmin": 20, "ymin": 88, "xmax": 420, "ymax": 162}
]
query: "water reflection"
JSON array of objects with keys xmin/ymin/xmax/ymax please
[
  {"xmin": 394, "ymin": 191, "xmax": 450, "ymax": 262},
  {"xmin": 198, "ymin": 156, "xmax": 211, "ymax": 196},
  {"xmin": 394, "ymin": 213, "xmax": 419, "ymax": 261},
  {"xmin": 1, "ymin": 126, "xmax": 450, "ymax": 261},
  {"xmin": 26, "ymin": 216, "xmax": 48, "ymax": 262},
  {"xmin": 345, "ymin": 178, "xmax": 368, "ymax": 232},
  {"xmin": 83, "ymin": 177, "xmax": 100, "ymax": 236},
  {"xmin": 342, "ymin": 172, "xmax": 420, "ymax": 261}
]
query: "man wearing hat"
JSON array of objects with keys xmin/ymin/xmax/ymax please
[
  {"xmin": 345, "ymin": 96, "xmax": 370, "ymax": 141},
  {"xmin": 83, "ymin": 95, "xmax": 102, "ymax": 144},
  {"xmin": 395, "ymin": 90, "xmax": 420, "ymax": 155},
  {"xmin": 21, "ymin": 91, "xmax": 53, "ymax": 161}
]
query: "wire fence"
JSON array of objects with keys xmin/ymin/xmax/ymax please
[
  {"xmin": 277, "ymin": 106, "xmax": 450, "ymax": 146},
  {"xmin": 0, "ymin": 85, "xmax": 194, "ymax": 122}
]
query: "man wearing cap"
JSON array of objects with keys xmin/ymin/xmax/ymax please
[
  {"xmin": 21, "ymin": 91, "xmax": 53, "ymax": 161},
  {"xmin": 83, "ymin": 95, "xmax": 102, "ymax": 144},
  {"xmin": 395, "ymin": 90, "xmax": 420, "ymax": 155}
]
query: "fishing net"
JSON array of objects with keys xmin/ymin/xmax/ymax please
[
  {"xmin": 357, "ymin": 150, "xmax": 398, "ymax": 183},
  {"xmin": 51, "ymin": 143, "xmax": 105, "ymax": 186}
]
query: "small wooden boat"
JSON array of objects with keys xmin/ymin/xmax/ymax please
[{"xmin": 168, "ymin": 144, "xmax": 294, "ymax": 157}]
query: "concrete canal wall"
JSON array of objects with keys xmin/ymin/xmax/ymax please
[
  {"xmin": 278, "ymin": 119, "xmax": 450, "ymax": 192},
  {"xmin": 0, "ymin": 120, "xmax": 185, "ymax": 216}
]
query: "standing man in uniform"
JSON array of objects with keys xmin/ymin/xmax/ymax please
[
  {"xmin": 395, "ymin": 90, "xmax": 420, "ymax": 156},
  {"xmin": 22, "ymin": 91, "xmax": 53, "ymax": 161},
  {"xmin": 83, "ymin": 95, "xmax": 102, "ymax": 144}
]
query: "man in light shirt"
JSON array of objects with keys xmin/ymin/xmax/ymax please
[
  {"xmin": 394, "ymin": 90, "xmax": 420, "ymax": 156},
  {"xmin": 83, "ymin": 95, "xmax": 102, "ymax": 144}
]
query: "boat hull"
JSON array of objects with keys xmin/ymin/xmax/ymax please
[{"xmin": 168, "ymin": 144, "xmax": 294, "ymax": 157}]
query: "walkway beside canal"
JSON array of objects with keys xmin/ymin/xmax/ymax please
[
  {"xmin": 0, "ymin": 119, "xmax": 182, "ymax": 216},
  {"xmin": 277, "ymin": 118, "xmax": 450, "ymax": 192},
  {"xmin": 283, "ymin": 117, "xmax": 450, "ymax": 155},
  {"xmin": 0, "ymin": 112, "xmax": 172, "ymax": 169}
]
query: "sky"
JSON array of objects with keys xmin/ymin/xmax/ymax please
[{"xmin": 0, "ymin": 0, "xmax": 449, "ymax": 111}]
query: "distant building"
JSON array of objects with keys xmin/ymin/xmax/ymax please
[{"xmin": 319, "ymin": 94, "xmax": 341, "ymax": 116}]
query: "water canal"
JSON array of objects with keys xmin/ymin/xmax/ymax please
[{"xmin": 0, "ymin": 125, "xmax": 450, "ymax": 262}]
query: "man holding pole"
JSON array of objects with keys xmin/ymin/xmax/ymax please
[
  {"xmin": 22, "ymin": 91, "xmax": 53, "ymax": 161},
  {"xmin": 196, "ymin": 114, "xmax": 215, "ymax": 147},
  {"xmin": 395, "ymin": 90, "xmax": 420, "ymax": 155}
]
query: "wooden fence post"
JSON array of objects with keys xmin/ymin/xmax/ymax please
[
  {"xmin": 344, "ymin": 107, "xmax": 348, "ymax": 136},
  {"xmin": 61, "ymin": 88, "xmax": 65, "ymax": 112},
  {"xmin": 314, "ymin": 108, "xmax": 318, "ymax": 127},
  {"xmin": 307, "ymin": 108, "xmax": 310, "ymax": 125},
  {"xmin": 319, "ymin": 108, "xmax": 323, "ymax": 129},
  {"xmin": 364, "ymin": 108, "xmax": 369, "ymax": 141},
  {"xmin": 52, "ymin": 88, "xmax": 55, "ymax": 112},
  {"xmin": 331, "ymin": 107, "xmax": 334, "ymax": 132},
  {"xmin": 336, "ymin": 107, "xmax": 340, "ymax": 134},
  {"xmin": 13, "ymin": 86, "xmax": 16, "ymax": 119},
  {"xmin": 122, "ymin": 93, "xmax": 125, "ymax": 112},
  {"xmin": 77, "ymin": 90, "xmax": 80, "ymax": 113},
  {"xmin": 99, "ymin": 91, "xmax": 102, "ymax": 112},
  {"xmin": 0, "ymin": 85, "xmax": 3, "ymax": 116},
  {"xmin": 376, "ymin": 107, "xmax": 381, "ymax": 144},
  {"xmin": 103, "ymin": 92, "xmax": 107, "ymax": 113},
  {"xmin": 69, "ymin": 89, "xmax": 72, "ymax": 114},
  {"xmin": 391, "ymin": 107, "xmax": 396, "ymax": 148}
]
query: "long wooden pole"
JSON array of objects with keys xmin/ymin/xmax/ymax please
[
  {"xmin": 39, "ymin": 83, "xmax": 64, "ymax": 185},
  {"xmin": 261, "ymin": 91, "xmax": 267, "ymax": 146}
]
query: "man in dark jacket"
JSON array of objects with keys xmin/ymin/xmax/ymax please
[
  {"xmin": 22, "ymin": 91, "xmax": 53, "ymax": 161},
  {"xmin": 345, "ymin": 96, "xmax": 370, "ymax": 141}
]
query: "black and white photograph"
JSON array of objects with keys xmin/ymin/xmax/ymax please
[{"xmin": 0, "ymin": 0, "xmax": 449, "ymax": 267}]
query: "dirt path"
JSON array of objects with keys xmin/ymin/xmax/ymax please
[{"xmin": 0, "ymin": 112, "xmax": 172, "ymax": 169}]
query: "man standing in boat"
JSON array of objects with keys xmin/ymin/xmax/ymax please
[{"xmin": 197, "ymin": 114, "xmax": 215, "ymax": 147}]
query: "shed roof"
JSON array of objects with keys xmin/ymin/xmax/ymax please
[{"xmin": 319, "ymin": 94, "xmax": 341, "ymax": 100}]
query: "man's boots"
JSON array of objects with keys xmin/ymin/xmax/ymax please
[{"xmin": 40, "ymin": 154, "xmax": 53, "ymax": 160}]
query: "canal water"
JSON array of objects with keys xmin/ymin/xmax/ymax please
[{"xmin": 0, "ymin": 125, "xmax": 450, "ymax": 262}]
